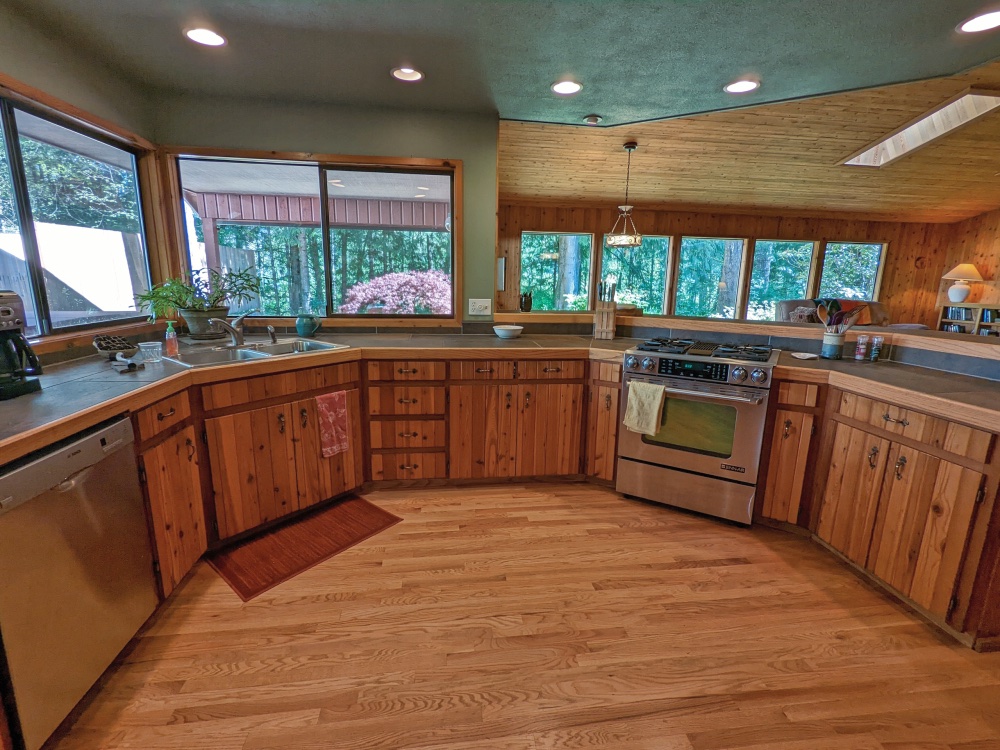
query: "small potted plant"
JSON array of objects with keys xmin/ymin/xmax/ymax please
[{"xmin": 136, "ymin": 268, "xmax": 260, "ymax": 339}]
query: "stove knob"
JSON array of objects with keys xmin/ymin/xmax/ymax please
[
  {"xmin": 731, "ymin": 366, "xmax": 748, "ymax": 383},
  {"xmin": 625, "ymin": 355, "xmax": 639, "ymax": 370},
  {"xmin": 640, "ymin": 357, "xmax": 656, "ymax": 371},
  {"xmin": 750, "ymin": 368, "xmax": 768, "ymax": 385}
]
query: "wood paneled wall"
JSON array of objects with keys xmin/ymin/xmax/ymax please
[
  {"xmin": 497, "ymin": 203, "xmax": 956, "ymax": 326},
  {"xmin": 947, "ymin": 207, "xmax": 1000, "ymax": 305}
]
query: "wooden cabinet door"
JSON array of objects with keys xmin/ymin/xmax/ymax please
[
  {"xmin": 292, "ymin": 390, "xmax": 364, "ymax": 508},
  {"xmin": 761, "ymin": 409, "xmax": 814, "ymax": 525},
  {"xmin": 140, "ymin": 426, "xmax": 208, "ymax": 598},
  {"xmin": 449, "ymin": 385, "xmax": 518, "ymax": 478},
  {"xmin": 586, "ymin": 385, "xmax": 620, "ymax": 481},
  {"xmin": 515, "ymin": 383, "xmax": 583, "ymax": 476},
  {"xmin": 816, "ymin": 422, "xmax": 890, "ymax": 566}
]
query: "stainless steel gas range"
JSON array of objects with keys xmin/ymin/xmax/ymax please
[{"xmin": 616, "ymin": 338, "xmax": 780, "ymax": 525}]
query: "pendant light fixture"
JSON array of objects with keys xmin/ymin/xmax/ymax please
[{"xmin": 605, "ymin": 141, "xmax": 642, "ymax": 248}]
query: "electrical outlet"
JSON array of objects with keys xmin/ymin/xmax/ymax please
[{"xmin": 468, "ymin": 298, "xmax": 492, "ymax": 316}]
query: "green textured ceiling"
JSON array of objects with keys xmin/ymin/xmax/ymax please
[{"xmin": 7, "ymin": 0, "xmax": 1000, "ymax": 125}]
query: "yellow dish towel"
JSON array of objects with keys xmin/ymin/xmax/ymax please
[{"xmin": 623, "ymin": 381, "xmax": 665, "ymax": 435}]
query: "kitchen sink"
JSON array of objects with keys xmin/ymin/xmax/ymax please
[{"xmin": 164, "ymin": 339, "xmax": 348, "ymax": 368}]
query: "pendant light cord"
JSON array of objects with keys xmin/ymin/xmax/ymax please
[{"xmin": 623, "ymin": 148, "xmax": 631, "ymax": 207}]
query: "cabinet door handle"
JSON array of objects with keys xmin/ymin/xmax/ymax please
[
  {"xmin": 398, "ymin": 398, "xmax": 417, "ymax": 404},
  {"xmin": 399, "ymin": 431, "xmax": 419, "ymax": 438},
  {"xmin": 397, "ymin": 367, "xmax": 419, "ymax": 374},
  {"xmin": 782, "ymin": 418, "xmax": 793, "ymax": 439},
  {"xmin": 506, "ymin": 391, "xmax": 512, "ymax": 409},
  {"xmin": 882, "ymin": 413, "xmax": 910, "ymax": 427},
  {"xmin": 277, "ymin": 412, "xmax": 286, "ymax": 434},
  {"xmin": 867, "ymin": 445, "xmax": 879, "ymax": 469},
  {"xmin": 513, "ymin": 361, "xmax": 519, "ymax": 379},
  {"xmin": 894, "ymin": 454, "xmax": 907, "ymax": 480},
  {"xmin": 476, "ymin": 367, "xmax": 494, "ymax": 374},
  {"xmin": 300, "ymin": 408, "xmax": 308, "ymax": 428},
  {"xmin": 524, "ymin": 390, "xmax": 532, "ymax": 408},
  {"xmin": 543, "ymin": 366, "xmax": 561, "ymax": 373},
  {"xmin": 605, "ymin": 393, "xmax": 612, "ymax": 411},
  {"xmin": 400, "ymin": 464, "xmax": 419, "ymax": 471},
  {"xmin": 157, "ymin": 407, "xmax": 176, "ymax": 422},
  {"xmin": 185, "ymin": 437, "xmax": 195, "ymax": 462}
]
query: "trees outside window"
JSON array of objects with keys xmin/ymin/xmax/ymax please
[
  {"xmin": 675, "ymin": 238, "xmax": 745, "ymax": 319},
  {"xmin": 600, "ymin": 236, "xmax": 671, "ymax": 314},
  {"xmin": 818, "ymin": 242, "xmax": 883, "ymax": 299},
  {"xmin": 520, "ymin": 232, "xmax": 593, "ymax": 310},
  {"xmin": 747, "ymin": 240, "xmax": 815, "ymax": 320}
]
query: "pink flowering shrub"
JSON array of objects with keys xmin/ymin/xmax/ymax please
[{"xmin": 339, "ymin": 270, "xmax": 452, "ymax": 315}]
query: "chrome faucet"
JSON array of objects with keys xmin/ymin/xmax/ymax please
[
  {"xmin": 209, "ymin": 309, "xmax": 257, "ymax": 347},
  {"xmin": 266, "ymin": 325, "xmax": 277, "ymax": 344}
]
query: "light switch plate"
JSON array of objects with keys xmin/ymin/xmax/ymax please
[{"xmin": 469, "ymin": 298, "xmax": 492, "ymax": 316}]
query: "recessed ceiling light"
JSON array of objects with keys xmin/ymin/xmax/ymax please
[
  {"xmin": 414, "ymin": 194, "xmax": 427, "ymax": 198},
  {"xmin": 391, "ymin": 67, "xmax": 424, "ymax": 82},
  {"xmin": 551, "ymin": 80, "xmax": 582, "ymax": 96},
  {"xmin": 417, "ymin": 186, "xmax": 429, "ymax": 190},
  {"xmin": 583, "ymin": 114, "xmax": 603, "ymax": 125},
  {"xmin": 185, "ymin": 28, "xmax": 227, "ymax": 47},
  {"xmin": 724, "ymin": 79, "xmax": 760, "ymax": 94},
  {"xmin": 330, "ymin": 182, "xmax": 345, "ymax": 188},
  {"xmin": 959, "ymin": 11, "xmax": 1000, "ymax": 32}
]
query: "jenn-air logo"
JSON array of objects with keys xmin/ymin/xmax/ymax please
[{"xmin": 721, "ymin": 463, "xmax": 746, "ymax": 473}]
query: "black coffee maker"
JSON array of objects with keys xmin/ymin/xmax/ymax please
[{"xmin": 0, "ymin": 291, "xmax": 42, "ymax": 399}]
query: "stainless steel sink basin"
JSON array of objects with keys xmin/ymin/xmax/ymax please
[
  {"xmin": 164, "ymin": 339, "xmax": 347, "ymax": 368},
  {"xmin": 251, "ymin": 339, "xmax": 347, "ymax": 355},
  {"xmin": 164, "ymin": 347, "xmax": 271, "ymax": 368}
]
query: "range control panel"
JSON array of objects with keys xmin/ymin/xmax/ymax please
[
  {"xmin": 624, "ymin": 353, "xmax": 772, "ymax": 387},
  {"xmin": 658, "ymin": 358, "xmax": 729, "ymax": 382}
]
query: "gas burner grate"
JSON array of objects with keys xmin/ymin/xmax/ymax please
[{"xmin": 711, "ymin": 344, "xmax": 773, "ymax": 362}]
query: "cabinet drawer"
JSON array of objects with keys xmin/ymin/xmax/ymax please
[
  {"xmin": 838, "ymin": 392, "xmax": 992, "ymax": 463},
  {"xmin": 592, "ymin": 362, "xmax": 622, "ymax": 384},
  {"xmin": 367, "ymin": 386, "xmax": 446, "ymax": 416},
  {"xmin": 202, "ymin": 362, "xmax": 359, "ymax": 410},
  {"xmin": 519, "ymin": 360, "xmax": 585, "ymax": 379},
  {"xmin": 371, "ymin": 452, "xmax": 447, "ymax": 480},
  {"xmin": 135, "ymin": 391, "xmax": 191, "ymax": 441},
  {"xmin": 450, "ymin": 360, "xmax": 516, "ymax": 380},
  {"xmin": 367, "ymin": 360, "xmax": 446, "ymax": 381},
  {"xmin": 370, "ymin": 420, "xmax": 446, "ymax": 450},
  {"xmin": 777, "ymin": 381, "xmax": 819, "ymax": 407}
]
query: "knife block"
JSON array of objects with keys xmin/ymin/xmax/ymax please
[{"xmin": 593, "ymin": 301, "xmax": 616, "ymax": 340}]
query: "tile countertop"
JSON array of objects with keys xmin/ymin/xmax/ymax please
[{"xmin": 1, "ymin": 334, "xmax": 999, "ymax": 465}]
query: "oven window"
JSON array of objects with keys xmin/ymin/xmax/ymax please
[{"xmin": 641, "ymin": 396, "xmax": 737, "ymax": 458}]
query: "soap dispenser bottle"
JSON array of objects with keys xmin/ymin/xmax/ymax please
[{"xmin": 164, "ymin": 320, "xmax": 179, "ymax": 357}]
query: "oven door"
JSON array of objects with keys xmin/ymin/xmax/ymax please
[{"xmin": 618, "ymin": 374, "xmax": 769, "ymax": 485}]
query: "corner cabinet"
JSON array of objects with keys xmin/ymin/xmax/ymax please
[
  {"xmin": 585, "ymin": 362, "xmax": 622, "ymax": 482},
  {"xmin": 759, "ymin": 381, "xmax": 822, "ymax": 525},
  {"xmin": 816, "ymin": 392, "xmax": 992, "ymax": 624}
]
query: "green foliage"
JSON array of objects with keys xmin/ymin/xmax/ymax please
[
  {"xmin": 519, "ymin": 233, "xmax": 592, "ymax": 311},
  {"xmin": 600, "ymin": 236, "xmax": 670, "ymax": 314},
  {"xmin": 675, "ymin": 238, "xmax": 744, "ymax": 318},
  {"xmin": 819, "ymin": 243, "xmax": 882, "ymax": 299},
  {"xmin": 135, "ymin": 267, "xmax": 260, "ymax": 319},
  {"xmin": 746, "ymin": 240, "xmax": 814, "ymax": 320}
]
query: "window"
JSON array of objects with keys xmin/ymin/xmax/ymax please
[
  {"xmin": 179, "ymin": 159, "xmax": 455, "ymax": 317},
  {"xmin": 0, "ymin": 106, "xmax": 150, "ymax": 333},
  {"xmin": 746, "ymin": 240, "xmax": 815, "ymax": 321},
  {"xmin": 600, "ymin": 235, "xmax": 671, "ymax": 315},
  {"xmin": 519, "ymin": 232, "xmax": 593, "ymax": 311},
  {"xmin": 674, "ymin": 237, "xmax": 745, "ymax": 319},
  {"xmin": 818, "ymin": 242, "xmax": 884, "ymax": 300}
]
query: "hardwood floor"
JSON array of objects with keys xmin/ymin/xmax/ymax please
[{"xmin": 47, "ymin": 484, "xmax": 1000, "ymax": 750}]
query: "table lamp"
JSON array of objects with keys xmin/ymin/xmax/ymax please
[{"xmin": 942, "ymin": 263, "xmax": 983, "ymax": 303}]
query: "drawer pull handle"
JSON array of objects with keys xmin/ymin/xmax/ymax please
[
  {"xmin": 476, "ymin": 367, "xmax": 494, "ymax": 374},
  {"xmin": 867, "ymin": 445, "xmax": 879, "ymax": 469},
  {"xmin": 524, "ymin": 390, "xmax": 532, "ymax": 408},
  {"xmin": 300, "ymin": 408, "xmax": 308, "ymax": 428},
  {"xmin": 894, "ymin": 455, "xmax": 907, "ymax": 480},
  {"xmin": 397, "ymin": 368, "xmax": 419, "ymax": 374},
  {"xmin": 157, "ymin": 407, "xmax": 176, "ymax": 422},
  {"xmin": 882, "ymin": 413, "xmax": 910, "ymax": 427},
  {"xmin": 399, "ymin": 431, "xmax": 419, "ymax": 438},
  {"xmin": 400, "ymin": 464, "xmax": 419, "ymax": 471},
  {"xmin": 399, "ymin": 398, "xmax": 418, "ymax": 404},
  {"xmin": 185, "ymin": 438, "xmax": 195, "ymax": 461},
  {"xmin": 506, "ymin": 391, "xmax": 512, "ymax": 409},
  {"xmin": 543, "ymin": 366, "xmax": 561, "ymax": 373},
  {"xmin": 605, "ymin": 393, "xmax": 612, "ymax": 410},
  {"xmin": 782, "ymin": 418, "xmax": 793, "ymax": 439},
  {"xmin": 277, "ymin": 412, "xmax": 286, "ymax": 434}
]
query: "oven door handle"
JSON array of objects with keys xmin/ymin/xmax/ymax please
[{"xmin": 660, "ymin": 385, "xmax": 765, "ymax": 405}]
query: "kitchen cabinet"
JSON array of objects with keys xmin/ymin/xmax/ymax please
[
  {"xmin": 760, "ymin": 410, "xmax": 815, "ymax": 524},
  {"xmin": 585, "ymin": 385, "xmax": 619, "ymax": 482},
  {"xmin": 206, "ymin": 389, "xmax": 363, "ymax": 539},
  {"xmin": 817, "ymin": 418, "xmax": 987, "ymax": 621},
  {"xmin": 449, "ymin": 383, "xmax": 583, "ymax": 479},
  {"xmin": 139, "ymin": 425, "xmax": 208, "ymax": 597}
]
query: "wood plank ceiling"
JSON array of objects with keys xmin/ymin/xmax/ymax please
[{"xmin": 498, "ymin": 61, "xmax": 1000, "ymax": 224}]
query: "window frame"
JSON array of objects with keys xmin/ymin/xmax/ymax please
[
  {"xmin": 0, "ymin": 98, "xmax": 152, "ymax": 335},
  {"xmin": 814, "ymin": 240, "xmax": 887, "ymax": 302},
  {"xmin": 175, "ymin": 153, "xmax": 461, "ymax": 320},
  {"xmin": 671, "ymin": 235, "xmax": 749, "ymax": 320},
  {"xmin": 599, "ymin": 233, "xmax": 674, "ymax": 316},
  {"xmin": 517, "ymin": 230, "xmax": 596, "ymax": 312}
]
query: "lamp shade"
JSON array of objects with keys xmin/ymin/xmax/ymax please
[{"xmin": 942, "ymin": 263, "xmax": 984, "ymax": 281}]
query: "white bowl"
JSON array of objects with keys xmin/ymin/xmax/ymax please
[{"xmin": 493, "ymin": 325, "xmax": 524, "ymax": 339}]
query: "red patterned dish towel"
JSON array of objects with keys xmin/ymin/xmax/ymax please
[{"xmin": 315, "ymin": 391, "xmax": 349, "ymax": 457}]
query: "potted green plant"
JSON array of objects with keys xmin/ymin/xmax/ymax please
[{"xmin": 136, "ymin": 268, "xmax": 260, "ymax": 339}]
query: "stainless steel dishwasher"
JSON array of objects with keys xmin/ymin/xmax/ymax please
[{"xmin": 0, "ymin": 418, "xmax": 158, "ymax": 750}]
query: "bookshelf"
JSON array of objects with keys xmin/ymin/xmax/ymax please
[{"xmin": 937, "ymin": 302, "xmax": 1000, "ymax": 336}]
